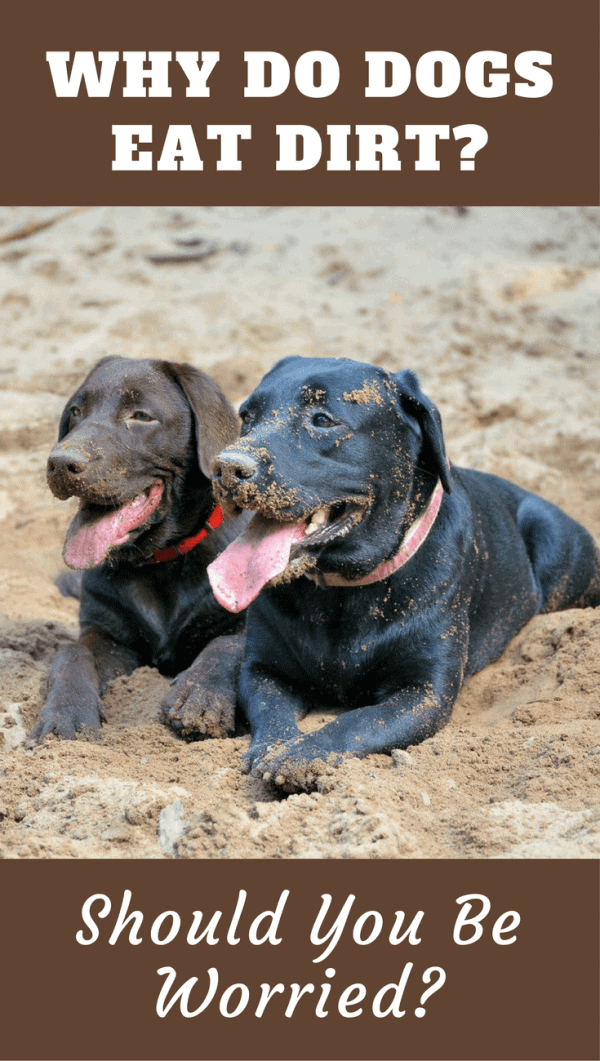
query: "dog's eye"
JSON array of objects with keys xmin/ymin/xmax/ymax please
[
  {"xmin": 128, "ymin": 411, "xmax": 155, "ymax": 423},
  {"xmin": 239, "ymin": 409, "xmax": 254, "ymax": 434},
  {"xmin": 311, "ymin": 412, "xmax": 336, "ymax": 428}
]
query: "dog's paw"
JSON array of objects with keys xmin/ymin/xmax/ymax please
[
  {"xmin": 162, "ymin": 674, "xmax": 236, "ymax": 740},
  {"xmin": 162, "ymin": 634, "xmax": 243, "ymax": 741},
  {"xmin": 30, "ymin": 694, "xmax": 106, "ymax": 743},
  {"xmin": 241, "ymin": 738, "xmax": 287, "ymax": 776},
  {"xmin": 247, "ymin": 734, "xmax": 343, "ymax": 793}
]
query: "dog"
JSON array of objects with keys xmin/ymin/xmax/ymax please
[
  {"xmin": 208, "ymin": 355, "xmax": 600, "ymax": 791},
  {"xmin": 33, "ymin": 355, "xmax": 247, "ymax": 742}
]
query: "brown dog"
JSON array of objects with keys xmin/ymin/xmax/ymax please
[{"xmin": 33, "ymin": 355, "xmax": 247, "ymax": 742}]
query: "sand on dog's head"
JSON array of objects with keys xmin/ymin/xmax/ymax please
[{"xmin": 209, "ymin": 357, "xmax": 451, "ymax": 611}]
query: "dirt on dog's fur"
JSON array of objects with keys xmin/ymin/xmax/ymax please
[{"xmin": 1, "ymin": 205, "xmax": 600, "ymax": 858}]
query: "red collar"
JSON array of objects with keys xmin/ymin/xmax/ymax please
[{"xmin": 150, "ymin": 504, "xmax": 224, "ymax": 563}]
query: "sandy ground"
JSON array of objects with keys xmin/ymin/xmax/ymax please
[{"xmin": 0, "ymin": 204, "xmax": 600, "ymax": 859}]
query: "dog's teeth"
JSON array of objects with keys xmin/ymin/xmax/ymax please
[{"xmin": 305, "ymin": 507, "xmax": 329, "ymax": 535}]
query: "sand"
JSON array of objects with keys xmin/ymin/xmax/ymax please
[{"xmin": 0, "ymin": 204, "xmax": 599, "ymax": 859}]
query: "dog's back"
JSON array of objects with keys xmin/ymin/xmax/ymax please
[{"xmin": 445, "ymin": 467, "xmax": 600, "ymax": 675}]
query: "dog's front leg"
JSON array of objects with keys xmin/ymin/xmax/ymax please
[
  {"xmin": 239, "ymin": 661, "xmax": 311, "ymax": 774},
  {"xmin": 252, "ymin": 679, "xmax": 459, "ymax": 793},
  {"xmin": 31, "ymin": 629, "xmax": 140, "ymax": 742},
  {"xmin": 162, "ymin": 633, "xmax": 244, "ymax": 740}
]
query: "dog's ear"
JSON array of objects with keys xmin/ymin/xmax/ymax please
[
  {"xmin": 163, "ymin": 362, "xmax": 240, "ymax": 477},
  {"xmin": 395, "ymin": 370, "xmax": 452, "ymax": 493}
]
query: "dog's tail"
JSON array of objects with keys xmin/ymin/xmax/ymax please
[{"xmin": 54, "ymin": 569, "xmax": 83, "ymax": 600}]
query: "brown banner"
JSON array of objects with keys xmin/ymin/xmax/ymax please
[
  {"xmin": 1, "ymin": 6, "xmax": 599, "ymax": 1061},
  {"xmin": 1, "ymin": 0, "xmax": 598, "ymax": 205},
  {"xmin": 1, "ymin": 859, "xmax": 598, "ymax": 1060}
]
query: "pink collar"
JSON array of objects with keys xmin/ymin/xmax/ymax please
[{"xmin": 306, "ymin": 480, "xmax": 444, "ymax": 588}]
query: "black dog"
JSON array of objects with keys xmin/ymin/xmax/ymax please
[
  {"xmin": 209, "ymin": 355, "xmax": 600, "ymax": 791},
  {"xmin": 33, "ymin": 355, "xmax": 247, "ymax": 742}
]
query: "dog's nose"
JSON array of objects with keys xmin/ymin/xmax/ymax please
[
  {"xmin": 215, "ymin": 449, "xmax": 259, "ymax": 487},
  {"xmin": 47, "ymin": 443, "xmax": 94, "ymax": 498},
  {"xmin": 47, "ymin": 444, "xmax": 89, "ymax": 478}
]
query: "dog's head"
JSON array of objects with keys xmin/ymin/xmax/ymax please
[
  {"xmin": 47, "ymin": 356, "xmax": 239, "ymax": 569},
  {"xmin": 210, "ymin": 356, "xmax": 451, "ymax": 611}
]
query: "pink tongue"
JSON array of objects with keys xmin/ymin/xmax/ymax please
[
  {"xmin": 208, "ymin": 513, "xmax": 306, "ymax": 613},
  {"xmin": 63, "ymin": 483, "xmax": 164, "ymax": 569}
]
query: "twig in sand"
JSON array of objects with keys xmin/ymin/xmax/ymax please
[
  {"xmin": 147, "ymin": 241, "xmax": 218, "ymax": 265},
  {"xmin": 0, "ymin": 206, "xmax": 93, "ymax": 246}
]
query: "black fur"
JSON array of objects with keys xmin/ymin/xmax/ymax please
[{"xmin": 213, "ymin": 356, "xmax": 600, "ymax": 791}]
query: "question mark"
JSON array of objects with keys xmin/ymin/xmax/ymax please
[
  {"xmin": 453, "ymin": 124, "xmax": 488, "ymax": 170},
  {"xmin": 415, "ymin": 966, "xmax": 446, "ymax": 1017}
]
